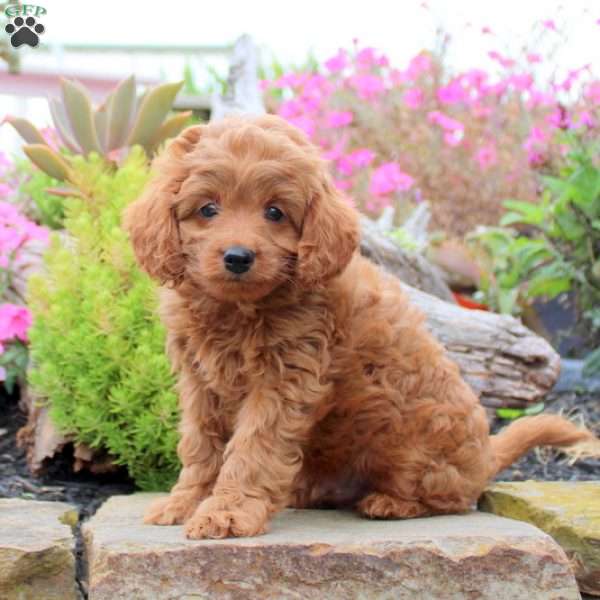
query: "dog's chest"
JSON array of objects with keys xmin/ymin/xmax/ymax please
[{"xmin": 186, "ymin": 300, "xmax": 333, "ymax": 397}]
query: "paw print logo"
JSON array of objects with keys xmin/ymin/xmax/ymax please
[{"xmin": 5, "ymin": 16, "xmax": 45, "ymax": 48}]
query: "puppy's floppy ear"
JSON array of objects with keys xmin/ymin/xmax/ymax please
[
  {"xmin": 123, "ymin": 126, "xmax": 203, "ymax": 285},
  {"xmin": 297, "ymin": 175, "xmax": 360, "ymax": 287}
]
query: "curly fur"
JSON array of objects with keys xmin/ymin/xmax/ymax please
[{"xmin": 124, "ymin": 115, "xmax": 599, "ymax": 539}]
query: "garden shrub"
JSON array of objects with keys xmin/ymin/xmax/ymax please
[
  {"xmin": 467, "ymin": 133, "xmax": 600, "ymax": 371},
  {"xmin": 27, "ymin": 149, "xmax": 180, "ymax": 490},
  {"xmin": 264, "ymin": 23, "xmax": 599, "ymax": 236}
]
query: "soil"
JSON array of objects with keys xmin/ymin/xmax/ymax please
[
  {"xmin": 1, "ymin": 386, "xmax": 598, "ymax": 516},
  {"xmin": 0, "ymin": 388, "xmax": 134, "ymax": 519},
  {"xmin": 492, "ymin": 390, "xmax": 600, "ymax": 482}
]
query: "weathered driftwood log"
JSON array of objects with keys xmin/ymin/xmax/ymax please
[
  {"xmin": 359, "ymin": 215, "xmax": 454, "ymax": 303},
  {"xmin": 403, "ymin": 285, "xmax": 560, "ymax": 408}
]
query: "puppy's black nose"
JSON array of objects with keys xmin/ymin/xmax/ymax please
[{"xmin": 223, "ymin": 246, "xmax": 255, "ymax": 274}]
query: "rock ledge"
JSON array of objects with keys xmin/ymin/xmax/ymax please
[
  {"xmin": 0, "ymin": 498, "xmax": 78, "ymax": 600},
  {"xmin": 84, "ymin": 493, "xmax": 580, "ymax": 600}
]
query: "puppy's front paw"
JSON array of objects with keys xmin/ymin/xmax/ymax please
[
  {"xmin": 144, "ymin": 493, "xmax": 200, "ymax": 526},
  {"xmin": 184, "ymin": 495, "xmax": 269, "ymax": 539}
]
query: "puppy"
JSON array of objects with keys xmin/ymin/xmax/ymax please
[{"xmin": 125, "ymin": 115, "xmax": 598, "ymax": 539}]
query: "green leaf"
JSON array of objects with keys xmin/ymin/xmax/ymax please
[
  {"xmin": 127, "ymin": 81, "xmax": 184, "ymax": 153},
  {"xmin": 94, "ymin": 104, "xmax": 109, "ymax": 153},
  {"xmin": 502, "ymin": 200, "xmax": 545, "ymax": 226},
  {"xmin": 524, "ymin": 402, "xmax": 546, "ymax": 416},
  {"xmin": 583, "ymin": 347, "xmax": 600, "ymax": 378},
  {"xmin": 148, "ymin": 111, "xmax": 192, "ymax": 152},
  {"xmin": 3, "ymin": 115, "xmax": 48, "ymax": 145},
  {"xmin": 106, "ymin": 75, "xmax": 137, "ymax": 151},
  {"xmin": 60, "ymin": 78, "xmax": 103, "ymax": 155},
  {"xmin": 48, "ymin": 98, "xmax": 81, "ymax": 153},
  {"xmin": 527, "ymin": 276, "xmax": 571, "ymax": 299},
  {"xmin": 496, "ymin": 407, "xmax": 524, "ymax": 420},
  {"xmin": 23, "ymin": 144, "xmax": 73, "ymax": 182}
]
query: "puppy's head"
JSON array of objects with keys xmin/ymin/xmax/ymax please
[{"xmin": 124, "ymin": 115, "xmax": 359, "ymax": 302}]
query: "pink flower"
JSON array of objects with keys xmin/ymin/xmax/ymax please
[
  {"xmin": 558, "ymin": 69, "xmax": 583, "ymax": 92},
  {"xmin": 578, "ymin": 110, "xmax": 596, "ymax": 128},
  {"xmin": 428, "ymin": 111, "xmax": 465, "ymax": 146},
  {"xmin": 0, "ymin": 184, "xmax": 11, "ymax": 197},
  {"xmin": 356, "ymin": 47, "xmax": 377, "ymax": 69},
  {"xmin": 585, "ymin": 81, "xmax": 600, "ymax": 105},
  {"xmin": 369, "ymin": 163, "xmax": 414, "ymax": 196},
  {"xmin": 547, "ymin": 106, "xmax": 569, "ymax": 129},
  {"xmin": 438, "ymin": 79, "xmax": 467, "ymax": 104},
  {"xmin": 278, "ymin": 99, "xmax": 302, "ymax": 119},
  {"xmin": 527, "ymin": 53, "xmax": 542, "ymax": 64},
  {"xmin": 0, "ymin": 303, "xmax": 32, "ymax": 343},
  {"xmin": 443, "ymin": 130, "xmax": 464, "ymax": 147},
  {"xmin": 427, "ymin": 111, "xmax": 463, "ymax": 132},
  {"xmin": 348, "ymin": 148, "xmax": 375, "ymax": 168},
  {"xmin": 275, "ymin": 73, "xmax": 306, "ymax": 89},
  {"xmin": 326, "ymin": 110, "xmax": 353, "ymax": 128},
  {"xmin": 405, "ymin": 53, "xmax": 433, "ymax": 80},
  {"xmin": 287, "ymin": 116, "xmax": 315, "ymax": 138},
  {"xmin": 337, "ymin": 148, "xmax": 375, "ymax": 176},
  {"xmin": 404, "ymin": 87, "xmax": 424, "ymax": 109},
  {"xmin": 542, "ymin": 19, "xmax": 557, "ymax": 31},
  {"xmin": 463, "ymin": 69, "xmax": 488, "ymax": 89},
  {"xmin": 488, "ymin": 51, "xmax": 515, "ymax": 69},
  {"xmin": 526, "ymin": 89, "xmax": 555, "ymax": 109},
  {"xmin": 389, "ymin": 68, "xmax": 408, "ymax": 86},
  {"xmin": 523, "ymin": 126, "xmax": 549, "ymax": 165},
  {"xmin": 325, "ymin": 49, "xmax": 348, "ymax": 73},
  {"xmin": 474, "ymin": 143, "xmax": 498, "ymax": 170},
  {"xmin": 322, "ymin": 136, "xmax": 349, "ymax": 161},
  {"xmin": 508, "ymin": 73, "xmax": 533, "ymax": 91},
  {"xmin": 348, "ymin": 74, "xmax": 385, "ymax": 100}
]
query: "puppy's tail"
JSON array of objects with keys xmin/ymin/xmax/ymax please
[{"xmin": 490, "ymin": 414, "xmax": 600, "ymax": 476}]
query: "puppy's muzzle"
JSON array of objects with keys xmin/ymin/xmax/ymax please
[{"xmin": 223, "ymin": 246, "xmax": 255, "ymax": 274}]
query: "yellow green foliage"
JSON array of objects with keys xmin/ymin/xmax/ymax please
[{"xmin": 27, "ymin": 149, "xmax": 179, "ymax": 490}]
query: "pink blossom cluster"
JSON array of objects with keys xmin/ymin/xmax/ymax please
[
  {"xmin": 0, "ymin": 201, "xmax": 48, "ymax": 268},
  {"xmin": 0, "ymin": 154, "xmax": 49, "ymax": 380},
  {"xmin": 264, "ymin": 24, "xmax": 599, "ymax": 234}
]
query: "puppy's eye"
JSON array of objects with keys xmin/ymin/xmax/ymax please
[
  {"xmin": 265, "ymin": 206, "xmax": 285, "ymax": 222},
  {"xmin": 198, "ymin": 202, "xmax": 219, "ymax": 218}
]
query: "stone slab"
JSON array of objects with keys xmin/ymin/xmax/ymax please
[
  {"xmin": 482, "ymin": 481, "xmax": 600, "ymax": 596},
  {"xmin": 84, "ymin": 493, "xmax": 580, "ymax": 600},
  {"xmin": 0, "ymin": 498, "xmax": 78, "ymax": 600}
]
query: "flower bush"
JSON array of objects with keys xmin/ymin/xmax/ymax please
[
  {"xmin": 264, "ymin": 24, "xmax": 599, "ymax": 236},
  {"xmin": 0, "ymin": 153, "xmax": 49, "ymax": 390},
  {"xmin": 27, "ymin": 149, "xmax": 179, "ymax": 490}
]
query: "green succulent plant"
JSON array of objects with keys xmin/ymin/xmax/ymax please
[{"xmin": 4, "ymin": 76, "xmax": 191, "ymax": 182}]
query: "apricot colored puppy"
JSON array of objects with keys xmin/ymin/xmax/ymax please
[{"xmin": 125, "ymin": 115, "xmax": 598, "ymax": 539}]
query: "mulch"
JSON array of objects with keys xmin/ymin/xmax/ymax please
[
  {"xmin": 1, "ymin": 387, "xmax": 598, "ymax": 517},
  {"xmin": 0, "ymin": 389, "xmax": 134, "ymax": 519}
]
